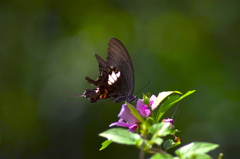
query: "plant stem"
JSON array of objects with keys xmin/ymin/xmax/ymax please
[{"xmin": 139, "ymin": 142, "xmax": 144, "ymax": 159}]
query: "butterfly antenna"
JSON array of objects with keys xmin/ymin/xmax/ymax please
[
  {"xmin": 136, "ymin": 81, "xmax": 151, "ymax": 96},
  {"xmin": 70, "ymin": 94, "xmax": 84, "ymax": 97}
]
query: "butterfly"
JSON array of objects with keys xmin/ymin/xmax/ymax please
[{"xmin": 77, "ymin": 37, "xmax": 137, "ymax": 103}]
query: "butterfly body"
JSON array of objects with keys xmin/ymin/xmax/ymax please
[{"xmin": 82, "ymin": 38, "xmax": 136, "ymax": 103}]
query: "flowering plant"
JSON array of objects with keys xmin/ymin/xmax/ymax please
[{"xmin": 99, "ymin": 90, "xmax": 223, "ymax": 159}]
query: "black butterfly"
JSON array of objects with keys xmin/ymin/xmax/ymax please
[{"xmin": 79, "ymin": 37, "xmax": 137, "ymax": 103}]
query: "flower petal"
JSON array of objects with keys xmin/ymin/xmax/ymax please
[
  {"xmin": 128, "ymin": 124, "xmax": 138, "ymax": 132},
  {"xmin": 150, "ymin": 95, "xmax": 157, "ymax": 110},
  {"xmin": 109, "ymin": 121, "xmax": 133, "ymax": 128},
  {"xmin": 118, "ymin": 104, "xmax": 139, "ymax": 124},
  {"xmin": 162, "ymin": 118, "xmax": 174, "ymax": 124},
  {"xmin": 136, "ymin": 99, "xmax": 145, "ymax": 116},
  {"xmin": 136, "ymin": 99, "xmax": 151, "ymax": 117}
]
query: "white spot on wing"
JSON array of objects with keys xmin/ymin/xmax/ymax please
[
  {"xmin": 111, "ymin": 72, "xmax": 117, "ymax": 81},
  {"xmin": 116, "ymin": 71, "xmax": 120, "ymax": 78},
  {"xmin": 108, "ymin": 80, "xmax": 113, "ymax": 85},
  {"xmin": 95, "ymin": 88, "xmax": 100, "ymax": 93},
  {"xmin": 108, "ymin": 75, "xmax": 115, "ymax": 83},
  {"xmin": 108, "ymin": 71, "xmax": 121, "ymax": 85}
]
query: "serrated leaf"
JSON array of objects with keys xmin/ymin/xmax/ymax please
[
  {"xmin": 99, "ymin": 140, "xmax": 112, "ymax": 151},
  {"xmin": 175, "ymin": 142, "xmax": 219, "ymax": 158},
  {"xmin": 150, "ymin": 153, "xmax": 176, "ymax": 159},
  {"xmin": 149, "ymin": 122, "xmax": 171, "ymax": 136},
  {"xmin": 156, "ymin": 90, "xmax": 195, "ymax": 122},
  {"xmin": 99, "ymin": 128, "xmax": 141, "ymax": 145}
]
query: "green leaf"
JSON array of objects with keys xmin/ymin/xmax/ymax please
[
  {"xmin": 163, "ymin": 139, "xmax": 175, "ymax": 151},
  {"xmin": 162, "ymin": 139, "xmax": 181, "ymax": 151},
  {"xmin": 99, "ymin": 140, "xmax": 112, "ymax": 151},
  {"xmin": 177, "ymin": 153, "xmax": 212, "ymax": 159},
  {"xmin": 146, "ymin": 117, "xmax": 154, "ymax": 125},
  {"xmin": 150, "ymin": 153, "xmax": 176, "ymax": 159},
  {"xmin": 180, "ymin": 90, "xmax": 196, "ymax": 99},
  {"xmin": 156, "ymin": 96, "xmax": 180, "ymax": 122},
  {"xmin": 135, "ymin": 137, "xmax": 143, "ymax": 148},
  {"xmin": 151, "ymin": 137, "xmax": 163, "ymax": 146},
  {"xmin": 170, "ymin": 128, "xmax": 180, "ymax": 135},
  {"xmin": 143, "ymin": 93, "xmax": 150, "ymax": 105},
  {"xmin": 156, "ymin": 90, "xmax": 195, "ymax": 122},
  {"xmin": 175, "ymin": 142, "xmax": 219, "ymax": 158},
  {"xmin": 149, "ymin": 122, "xmax": 171, "ymax": 137},
  {"xmin": 192, "ymin": 154, "xmax": 212, "ymax": 159},
  {"xmin": 99, "ymin": 128, "xmax": 142, "ymax": 145},
  {"xmin": 126, "ymin": 103, "xmax": 145, "ymax": 123},
  {"xmin": 218, "ymin": 153, "xmax": 224, "ymax": 159},
  {"xmin": 151, "ymin": 91, "xmax": 182, "ymax": 110}
]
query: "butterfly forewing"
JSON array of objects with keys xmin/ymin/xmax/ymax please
[
  {"xmin": 107, "ymin": 38, "xmax": 135, "ymax": 96},
  {"xmin": 81, "ymin": 37, "xmax": 136, "ymax": 103}
]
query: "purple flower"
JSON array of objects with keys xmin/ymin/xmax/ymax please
[
  {"xmin": 149, "ymin": 95, "xmax": 157, "ymax": 106},
  {"xmin": 109, "ymin": 104, "xmax": 139, "ymax": 132},
  {"xmin": 109, "ymin": 95, "xmax": 157, "ymax": 132},
  {"xmin": 149, "ymin": 95, "xmax": 157, "ymax": 110},
  {"xmin": 136, "ymin": 99, "xmax": 151, "ymax": 118},
  {"xmin": 137, "ymin": 95, "xmax": 157, "ymax": 117},
  {"xmin": 162, "ymin": 118, "xmax": 174, "ymax": 124}
]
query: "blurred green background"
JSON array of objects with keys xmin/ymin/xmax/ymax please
[{"xmin": 1, "ymin": 0, "xmax": 240, "ymax": 158}]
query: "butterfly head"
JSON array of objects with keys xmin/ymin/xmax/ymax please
[{"xmin": 126, "ymin": 95, "xmax": 137, "ymax": 103}]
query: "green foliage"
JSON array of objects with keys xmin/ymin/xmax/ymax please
[
  {"xmin": 151, "ymin": 137, "xmax": 164, "ymax": 146},
  {"xmin": 151, "ymin": 91, "xmax": 181, "ymax": 111},
  {"xmin": 99, "ymin": 90, "xmax": 221, "ymax": 158},
  {"xmin": 149, "ymin": 122, "xmax": 172, "ymax": 136},
  {"xmin": 143, "ymin": 93, "xmax": 151, "ymax": 105},
  {"xmin": 99, "ymin": 140, "xmax": 112, "ymax": 151},
  {"xmin": 150, "ymin": 153, "xmax": 176, "ymax": 159},
  {"xmin": 175, "ymin": 142, "xmax": 219, "ymax": 158},
  {"xmin": 163, "ymin": 139, "xmax": 178, "ymax": 151},
  {"xmin": 99, "ymin": 128, "xmax": 142, "ymax": 145},
  {"xmin": 2, "ymin": 1, "xmax": 239, "ymax": 158},
  {"xmin": 156, "ymin": 90, "xmax": 195, "ymax": 122}
]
